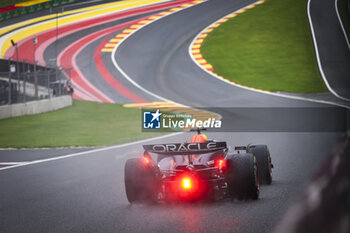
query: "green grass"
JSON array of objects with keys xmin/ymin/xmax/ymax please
[
  {"xmin": 338, "ymin": 0, "xmax": 350, "ymax": 41},
  {"xmin": 201, "ymin": 0, "xmax": 328, "ymax": 93},
  {"xmin": 0, "ymin": 100, "xmax": 165, "ymax": 148}
]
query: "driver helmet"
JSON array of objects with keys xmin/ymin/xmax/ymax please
[{"xmin": 190, "ymin": 134, "xmax": 208, "ymax": 143}]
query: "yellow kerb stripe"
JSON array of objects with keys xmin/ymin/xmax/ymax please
[
  {"xmin": 110, "ymin": 38, "xmax": 122, "ymax": 42},
  {"xmin": 101, "ymin": 48, "xmax": 114, "ymax": 52},
  {"xmin": 123, "ymin": 29, "xmax": 135, "ymax": 33},
  {"xmin": 170, "ymin": 7, "xmax": 182, "ymax": 11},
  {"xmin": 203, "ymin": 28, "xmax": 213, "ymax": 33},
  {"xmin": 148, "ymin": 16, "xmax": 160, "ymax": 20},
  {"xmin": 130, "ymin": 24, "xmax": 143, "ymax": 28},
  {"xmin": 139, "ymin": 20, "xmax": 152, "ymax": 24},
  {"xmin": 197, "ymin": 59, "xmax": 207, "ymax": 64},
  {"xmin": 15, "ymin": 0, "xmax": 50, "ymax": 7},
  {"xmin": 105, "ymin": 43, "xmax": 117, "ymax": 47},
  {"xmin": 159, "ymin": 11, "xmax": 170, "ymax": 15},
  {"xmin": 203, "ymin": 64, "xmax": 213, "ymax": 69},
  {"xmin": 116, "ymin": 34, "xmax": 128, "ymax": 38}
]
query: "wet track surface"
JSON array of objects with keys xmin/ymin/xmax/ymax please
[
  {"xmin": 0, "ymin": 148, "xmax": 92, "ymax": 163},
  {"xmin": 0, "ymin": 0, "xmax": 348, "ymax": 232},
  {"xmin": 0, "ymin": 132, "xmax": 340, "ymax": 233}
]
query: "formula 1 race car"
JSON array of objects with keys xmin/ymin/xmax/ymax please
[{"xmin": 124, "ymin": 128, "xmax": 273, "ymax": 203}]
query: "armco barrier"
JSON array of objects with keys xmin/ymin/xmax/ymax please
[
  {"xmin": 0, "ymin": 95, "xmax": 72, "ymax": 119},
  {"xmin": 0, "ymin": 59, "xmax": 70, "ymax": 105},
  {"xmin": 0, "ymin": 0, "xmax": 75, "ymax": 22},
  {"xmin": 273, "ymin": 136, "xmax": 350, "ymax": 233}
]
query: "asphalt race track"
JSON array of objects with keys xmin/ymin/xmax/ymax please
[
  {"xmin": 308, "ymin": 0, "xmax": 350, "ymax": 101},
  {"xmin": 0, "ymin": 132, "xmax": 341, "ymax": 233},
  {"xmin": 0, "ymin": 0, "xmax": 348, "ymax": 232}
]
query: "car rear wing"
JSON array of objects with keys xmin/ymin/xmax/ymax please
[{"xmin": 143, "ymin": 141, "xmax": 227, "ymax": 155}]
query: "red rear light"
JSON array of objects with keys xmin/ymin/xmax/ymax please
[
  {"xmin": 172, "ymin": 174, "xmax": 207, "ymax": 199},
  {"xmin": 182, "ymin": 178, "xmax": 192, "ymax": 189},
  {"xmin": 143, "ymin": 151, "xmax": 152, "ymax": 165},
  {"xmin": 215, "ymin": 159, "xmax": 226, "ymax": 169},
  {"xmin": 143, "ymin": 156, "xmax": 150, "ymax": 164}
]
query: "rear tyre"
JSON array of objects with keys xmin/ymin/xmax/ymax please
[
  {"xmin": 124, "ymin": 158, "xmax": 159, "ymax": 203},
  {"xmin": 248, "ymin": 145, "xmax": 272, "ymax": 184},
  {"xmin": 226, "ymin": 153, "xmax": 260, "ymax": 200}
]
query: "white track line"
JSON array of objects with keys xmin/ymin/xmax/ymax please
[
  {"xmin": 0, "ymin": 132, "xmax": 183, "ymax": 171},
  {"xmin": 111, "ymin": 1, "xmax": 208, "ymax": 108},
  {"xmin": 0, "ymin": 162, "xmax": 29, "ymax": 165},
  {"xmin": 335, "ymin": 0, "xmax": 350, "ymax": 50},
  {"xmin": 307, "ymin": 0, "xmax": 350, "ymax": 102},
  {"xmin": 188, "ymin": 0, "xmax": 350, "ymax": 108}
]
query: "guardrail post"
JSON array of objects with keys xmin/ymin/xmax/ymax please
[
  {"xmin": 8, "ymin": 72, "xmax": 11, "ymax": 105},
  {"xmin": 56, "ymin": 67, "xmax": 61, "ymax": 96},
  {"xmin": 7, "ymin": 58, "xmax": 11, "ymax": 104},
  {"xmin": 47, "ymin": 68, "xmax": 50, "ymax": 98},
  {"xmin": 22, "ymin": 59, "xmax": 28, "ymax": 103},
  {"xmin": 34, "ymin": 61, "xmax": 38, "ymax": 99},
  {"xmin": 10, "ymin": 41, "xmax": 20, "ymax": 103},
  {"xmin": 24, "ymin": 69, "xmax": 28, "ymax": 103},
  {"xmin": 33, "ymin": 38, "xmax": 38, "ymax": 99},
  {"xmin": 15, "ymin": 43, "xmax": 20, "ymax": 101},
  {"xmin": 59, "ymin": 69, "xmax": 62, "ymax": 96}
]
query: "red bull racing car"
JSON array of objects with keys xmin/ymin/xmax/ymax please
[{"xmin": 124, "ymin": 128, "xmax": 273, "ymax": 203}]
